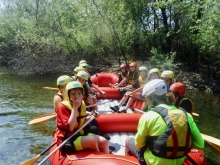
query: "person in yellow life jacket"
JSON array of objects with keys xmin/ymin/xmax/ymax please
[
  {"xmin": 76, "ymin": 71, "xmax": 98, "ymax": 112},
  {"xmin": 125, "ymin": 79, "xmax": 204, "ymax": 165},
  {"xmin": 110, "ymin": 63, "xmax": 128, "ymax": 88},
  {"xmin": 113, "ymin": 66, "xmax": 148, "ymax": 113},
  {"xmin": 71, "ymin": 66, "xmax": 85, "ymax": 81},
  {"xmin": 53, "ymin": 75, "xmax": 72, "ymax": 113},
  {"xmin": 170, "ymin": 82, "xmax": 194, "ymax": 114},
  {"xmin": 110, "ymin": 62, "xmax": 140, "ymax": 112},
  {"xmin": 148, "ymin": 68, "xmax": 161, "ymax": 81},
  {"xmin": 80, "ymin": 62, "xmax": 106, "ymax": 97},
  {"xmin": 53, "ymin": 81, "xmax": 109, "ymax": 155},
  {"xmin": 161, "ymin": 70, "xmax": 174, "ymax": 87}
]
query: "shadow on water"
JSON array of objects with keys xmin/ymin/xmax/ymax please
[{"xmin": 0, "ymin": 67, "xmax": 220, "ymax": 165}]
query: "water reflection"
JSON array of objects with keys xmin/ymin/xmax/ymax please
[{"xmin": 0, "ymin": 67, "xmax": 220, "ymax": 165}]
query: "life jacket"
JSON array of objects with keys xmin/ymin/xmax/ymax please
[
  {"xmin": 179, "ymin": 98, "xmax": 194, "ymax": 114},
  {"xmin": 138, "ymin": 75, "xmax": 148, "ymax": 87},
  {"xmin": 60, "ymin": 100, "xmax": 87, "ymax": 135},
  {"xmin": 128, "ymin": 70, "xmax": 138, "ymax": 85},
  {"xmin": 119, "ymin": 72, "xmax": 127, "ymax": 87},
  {"xmin": 147, "ymin": 105, "xmax": 192, "ymax": 159}
]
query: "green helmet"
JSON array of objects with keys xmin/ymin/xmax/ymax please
[
  {"xmin": 76, "ymin": 71, "xmax": 89, "ymax": 81},
  {"xmin": 79, "ymin": 60, "xmax": 87, "ymax": 66},
  {"xmin": 161, "ymin": 70, "xmax": 174, "ymax": 83},
  {"xmin": 73, "ymin": 66, "xmax": 85, "ymax": 74},
  {"xmin": 65, "ymin": 81, "xmax": 84, "ymax": 97},
  {"xmin": 149, "ymin": 68, "xmax": 161, "ymax": 77},
  {"xmin": 79, "ymin": 63, "xmax": 89, "ymax": 68},
  {"xmin": 57, "ymin": 75, "xmax": 72, "ymax": 86},
  {"xmin": 139, "ymin": 66, "xmax": 148, "ymax": 72}
]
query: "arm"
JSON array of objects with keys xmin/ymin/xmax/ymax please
[
  {"xmin": 68, "ymin": 95, "xmax": 83, "ymax": 131},
  {"xmin": 188, "ymin": 114, "xmax": 204, "ymax": 149},
  {"xmin": 115, "ymin": 78, "xmax": 127, "ymax": 88},
  {"xmin": 91, "ymin": 83, "xmax": 106, "ymax": 96}
]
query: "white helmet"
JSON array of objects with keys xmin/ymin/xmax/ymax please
[{"xmin": 142, "ymin": 79, "xmax": 168, "ymax": 97}]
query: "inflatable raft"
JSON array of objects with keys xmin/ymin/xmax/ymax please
[
  {"xmin": 90, "ymin": 72, "xmax": 122, "ymax": 99},
  {"xmin": 49, "ymin": 73, "xmax": 207, "ymax": 165},
  {"xmin": 49, "ymin": 113, "xmax": 207, "ymax": 165}
]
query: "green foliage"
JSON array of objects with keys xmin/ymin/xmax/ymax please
[
  {"xmin": 0, "ymin": 0, "xmax": 219, "ymax": 75},
  {"xmin": 149, "ymin": 48, "xmax": 180, "ymax": 69}
]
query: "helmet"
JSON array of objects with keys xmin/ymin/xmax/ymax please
[
  {"xmin": 129, "ymin": 62, "xmax": 137, "ymax": 68},
  {"xmin": 79, "ymin": 60, "xmax": 87, "ymax": 66},
  {"xmin": 149, "ymin": 68, "xmax": 161, "ymax": 77},
  {"xmin": 169, "ymin": 82, "xmax": 186, "ymax": 97},
  {"xmin": 139, "ymin": 66, "xmax": 148, "ymax": 72},
  {"xmin": 79, "ymin": 63, "xmax": 89, "ymax": 68},
  {"xmin": 120, "ymin": 63, "xmax": 127, "ymax": 69},
  {"xmin": 57, "ymin": 75, "xmax": 72, "ymax": 86},
  {"xmin": 65, "ymin": 81, "xmax": 84, "ymax": 97},
  {"xmin": 142, "ymin": 79, "xmax": 168, "ymax": 97},
  {"xmin": 76, "ymin": 71, "xmax": 89, "ymax": 81},
  {"xmin": 74, "ymin": 66, "xmax": 85, "ymax": 74},
  {"xmin": 161, "ymin": 70, "xmax": 174, "ymax": 83}
]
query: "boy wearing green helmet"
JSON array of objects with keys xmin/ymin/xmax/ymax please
[{"xmin": 53, "ymin": 75, "xmax": 72, "ymax": 113}]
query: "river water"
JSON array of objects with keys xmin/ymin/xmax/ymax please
[{"xmin": 0, "ymin": 67, "xmax": 219, "ymax": 165}]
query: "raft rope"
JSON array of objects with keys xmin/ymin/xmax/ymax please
[{"xmin": 66, "ymin": 154, "xmax": 140, "ymax": 165}]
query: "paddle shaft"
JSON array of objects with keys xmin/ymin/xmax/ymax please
[
  {"xmin": 134, "ymin": 108, "xmax": 199, "ymax": 117},
  {"xmin": 38, "ymin": 115, "xmax": 95, "ymax": 165}
]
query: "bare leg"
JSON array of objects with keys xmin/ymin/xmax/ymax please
[
  {"xmin": 118, "ymin": 91, "xmax": 131, "ymax": 106},
  {"xmin": 93, "ymin": 135, "xmax": 109, "ymax": 153},
  {"xmin": 81, "ymin": 136, "xmax": 99, "ymax": 151}
]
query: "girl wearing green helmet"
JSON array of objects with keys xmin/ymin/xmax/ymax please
[
  {"xmin": 53, "ymin": 75, "xmax": 72, "ymax": 113},
  {"xmin": 53, "ymin": 81, "xmax": 109, "ymax": 155},
  {"xmin": 161, "ymin": 70, "xmax": 175, "ymax": 87},
  {"xmin": 148, "ymin": 68, "xmax": 161, "ymax": 81}
]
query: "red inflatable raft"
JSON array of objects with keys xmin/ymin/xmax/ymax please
[
  {"xmin": 49, "ymin": 113, "xmax": 207, "ymax": 165},
  {"xmin": 90, "ymin": 72, "xmax": 122, "ymax": 99}
]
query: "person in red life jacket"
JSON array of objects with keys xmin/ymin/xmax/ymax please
[
  {"xmin": 170, "ymin": 82, "xmax": 194, "ymax": 114},
  {"xmin": 53, "ymin": 81, "xmax": 109, "ymax": 155},
  {"xmin": 110, "ymin": 62, "xmax": 140, "ymax": 112},
  {"xmin": 116, "ymin": 66, "xmax": 149, "ymax": 113},
  {"xmin": 125, "ymin": 79, "xmax": 204, "ymax": 165},
  {"xmin": 161, "ymin": 70, "xmax": 175, "ymax": 87},
  {"xmin": 80, "ymin": 62, "xmax": 106, "ymax": 97},
  {"xmin": 109, "ymin": 63, "xmax": 128, "ymax": 88},
  {"xmin": 53, "ymin": 75, "xmax": 72, "ymax": 113}
]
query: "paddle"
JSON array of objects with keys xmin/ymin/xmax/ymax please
[
  {"xmin": 28, "ymin": 100, "xmax": 112, "ymax": 125},
  {"xmin": 38, "ymin": 115, "xmax": 95, "ymax": 165},
  {"xmin": 201, "ymin": 133, "xmax": 220, "ymax": 155},
  {"xmin": 133, "ymin": 108, "xmax": 199, "ymax": 117},
  {"xmin": 20, "ymin": 142, "xmax": 56, "ymax": 165},
  {"xmin": 21, "ymin": 115, "xmax": 95, "ymax": 165},
  {"xmin": 42, "ymin": 87, "xmax": 59, "ymax": 91}
]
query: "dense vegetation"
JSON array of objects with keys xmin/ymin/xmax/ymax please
[{"xmin": 0, "ymin": 0, "xmax": 219, "ymax": 77}]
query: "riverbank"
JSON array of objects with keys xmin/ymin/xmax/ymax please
[{"xmin": 4, "ymin": 58, "xmax": 220, "ymax": 94}]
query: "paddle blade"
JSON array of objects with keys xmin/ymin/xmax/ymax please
[
  {"xmin": 20, "ymin": 154, "xmax": 40, "ymax": 165},
  {"xmin": 28, "ymin": 113, "xmax": 57, "ymax": 125},
  {"xmin": 192, "ymin": 112, "xmax": 199, "ymax": 117},
  {"xmin": 206, "ymin": 141, "xmax": 220, "ymax": 156},
  {"xmin": 42, "ymin": 87, "xmax": 59, "ymax": 91}
]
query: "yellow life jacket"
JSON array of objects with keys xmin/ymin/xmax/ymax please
[
  {"xmin": 61, "ymin": 100, "xmax": 87, "ymax": 135},
  {"xmin": 138, "ymin": 75, "xmax": 148, "ymax": 87},
  {"xmin": 128, "ymin": 71, "xmax": 138, "ymax": 85},
  {"xmin": 120, "ymin": 73, "xmax": 127, "ymax": 87},
  {"xmin": 147, "ymin": 105, "xmax": 192, "ymax": 159}
]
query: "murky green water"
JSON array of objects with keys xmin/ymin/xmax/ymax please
[{"xmin": 0, "ymin": 67, "xmax": 219, "ymax": 165}]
